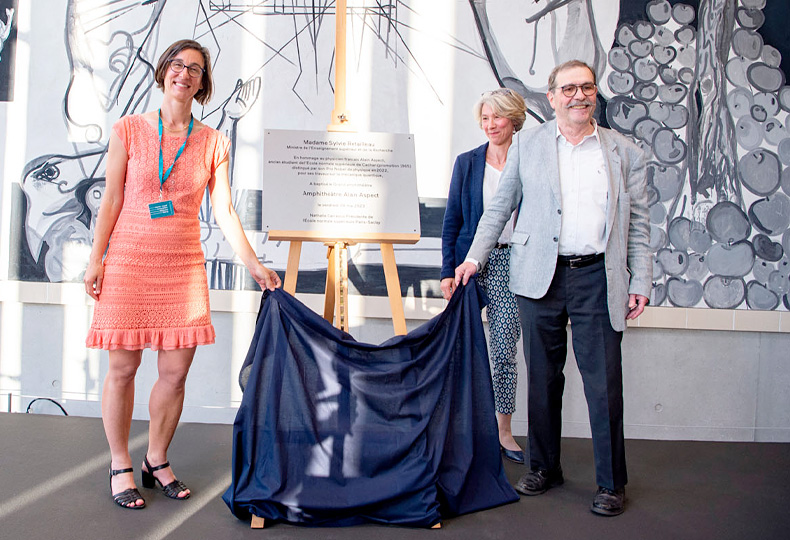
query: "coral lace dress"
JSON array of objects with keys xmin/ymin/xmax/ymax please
[{"xmin": 86, "ymin": 115, "xmax": 231, "ymax": 351}]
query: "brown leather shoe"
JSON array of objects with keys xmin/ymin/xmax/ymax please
[
  {"xmin": 514, "ymin": 466, "xmax": 564, "ymax": 496},
  {"xmin": 590, "ymin": 486, "xmax": 625, "ymax": 516}
]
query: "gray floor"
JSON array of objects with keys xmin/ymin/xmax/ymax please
[{"xmin": 2, "ymin": 412, "xmax": 789, "ymax": 540}]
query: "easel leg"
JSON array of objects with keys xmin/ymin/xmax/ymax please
[
  {"xmin": 335, "ymin": 242, "xmax": 349, "ymax": 332},
  {"xmin": 324, "ymin": 245, "xmax": 337, "ymax": 323},
  {"xmin": 380, "ymin": 243, "xmax": 407, "ymax": 335},
  {"xmin": 283, "ymin": 241, "xmax": 302, "ymax": 295}
]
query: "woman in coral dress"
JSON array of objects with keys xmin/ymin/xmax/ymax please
[{"xmin": 84, "ymin": 39, "xmax": 280, "ymax": 510}]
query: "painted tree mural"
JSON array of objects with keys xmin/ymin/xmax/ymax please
[
  {"xmin": 602, "ymin": 0, "xmax": 788, "ymax": 310},
  {"xmin": 6, "ymin": 0, "xmax": 790, "ymax": 310}
]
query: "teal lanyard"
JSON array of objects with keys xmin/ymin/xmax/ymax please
[{"xmin": 158, "ymin": 109, "xmax": 194, "ymax": 195}]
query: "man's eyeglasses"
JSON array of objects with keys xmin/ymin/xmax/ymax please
[
  {"xmin": 168, "ymin": 59, "xmax": 205, "ymax": 78},
  {"xmin": 554, "ymin": 83, "xmax": 597, "ymax": 98}
]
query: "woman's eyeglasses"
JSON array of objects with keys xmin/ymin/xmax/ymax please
[
  {"xmin": 168, "ymin": 59, "xmax": 205, "ymax": 78},
  {"xmin": 554, "ymin": 83, "xmax": 597, "ymax": 97}
]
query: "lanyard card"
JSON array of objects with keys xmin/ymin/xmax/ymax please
[
  {"xmin": 149, "ymin": 200, "xmax": 175, "ymax": 219},
  {"xmin": 154, "ymin": 111, "xmax": 192, "ymax": 220}
]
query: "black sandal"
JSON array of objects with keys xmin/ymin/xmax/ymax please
[
  {"xmin": 141, "ymin": 455, "xmax": 190, "ymax": 500},
  {"xmin": 110, "ymin": 467, "xmax": 146, "ymax": 509}
]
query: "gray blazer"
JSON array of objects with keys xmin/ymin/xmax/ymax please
[{"xmin": 466, "ymin": 119, "xmax": 652, "ymax": 332}]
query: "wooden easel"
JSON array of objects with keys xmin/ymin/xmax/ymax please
[
  {"xmin": 267, "ymin": 0, "xmax": 418, "ymax": 337},
  {"xmin": 252, "ymin": 1, "xmax": 436, "ymax": 529},
  {"xmin": 270, "ymin": 232, "xmax": 418, "ymax": 335}
]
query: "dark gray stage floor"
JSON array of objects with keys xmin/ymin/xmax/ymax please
[{"xmin": 2, "ymin": 412, "xmax": 789, "ymax": 540}]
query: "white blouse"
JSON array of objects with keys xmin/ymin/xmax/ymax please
[{"xmin": 483, "ymin": 162, "xmax": 516, "ymax": 246}]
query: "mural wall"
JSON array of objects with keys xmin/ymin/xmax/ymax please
[
  {"xmin": 0, "ymin": 0, "xmax": 15, "ymax": 101},
  {"xmin": 3, "ymin": 0, "xmax": 789, "ymax": 311}
]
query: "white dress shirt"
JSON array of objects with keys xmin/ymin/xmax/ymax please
[
  {"xmin": 556, "ymin": 123, "xmax": 608, "ymax": 256},
  {"xmin": 483, "ymin": 163, "xmax": 516, "ymax": 245}
]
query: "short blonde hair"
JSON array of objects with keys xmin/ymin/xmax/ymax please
[
  {"xmin": 154, "ymin": 39, "xmax": 214, "ymax": 105},
  {"xmin": 474, "ymin": 88, "xmax": 528, "ymax": 132}
]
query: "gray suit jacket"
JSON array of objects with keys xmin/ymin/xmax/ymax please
[{"xmin": 466, "ymin": 119, "xmax": 652, "ymax": 332}]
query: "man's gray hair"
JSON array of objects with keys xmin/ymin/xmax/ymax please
[{"xmin": 548, "ymin": 60, "xmax": 597, "ymax": 90}]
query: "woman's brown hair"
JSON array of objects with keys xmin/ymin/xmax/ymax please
[{"xmin": 154, "ymin": 39, "xmax": 214, "ymax": 105}]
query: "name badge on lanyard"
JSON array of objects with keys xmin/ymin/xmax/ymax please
[
  {"xmin": 150, "ymin": 109, "xmax": 193, "ymax": 219},
  {"xmin": 149, "ymin": 200, "xmax": 175, "ymax": 218}
]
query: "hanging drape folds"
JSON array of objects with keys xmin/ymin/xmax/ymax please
[{"xmin": 223, "ymin": 282, "xmax": 518, "ymax": 527}]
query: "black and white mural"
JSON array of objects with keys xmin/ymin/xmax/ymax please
[
  {"xmin": 603, "ymin": 0, "xmax": 790, "ymax": 310},
  {"xmin": 10, "ymin": 0, "xmax": 444, "ymax": 292},
  {"xmin": 0, "ymin": 0, "xmax": 16, "ymax": 101},
  {"xmin": 471, "ymin": 0, "xmax": 790, "ymax": 310},
  {"xmin": 4, "ymin": 0, "xmax": 790, "ymax": 311}
]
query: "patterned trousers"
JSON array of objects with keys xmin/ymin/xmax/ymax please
[{"xmin": 478, "ymin": 247, "xmax": 521, "ymax": 415}]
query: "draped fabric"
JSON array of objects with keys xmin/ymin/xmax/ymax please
[{"xmin": 222, "ymin": 282, "xmax": 518, "ymax": 527}]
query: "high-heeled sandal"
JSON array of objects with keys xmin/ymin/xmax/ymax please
[
  {"xmin": 110, "ymin": 467, "xmax": 146, "ymax": 509},
  {"xmin": 141, "ymin": 455, "xmax": 190, "ymax": 500}
]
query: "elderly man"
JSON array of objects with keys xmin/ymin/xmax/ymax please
[{"xmin": 455, "ymin": 60, "xmax": 651, "ymax": 516}]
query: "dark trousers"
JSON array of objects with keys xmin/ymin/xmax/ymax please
[{"xmin": 517, "ymin": 259, "xmax": 627, "ymax": 490}]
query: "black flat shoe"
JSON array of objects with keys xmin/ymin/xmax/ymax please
[
  {"xmin": 110, "ymin": 467, "xmax": 146, "ymax": 509},
  {"xmin": 500, "ymin": 445, "xmax": 525, "ymax": 464},
  {"xmin": 142, "ymin": 455, "xmax": 190, "ymax": 500},
  {"xmin": 590, "ymin": 486, "xmax": 625, "ymax": 516},
  {"xmin": 514, "ymin": 466, "xmax": 564, "ymax": 496}
]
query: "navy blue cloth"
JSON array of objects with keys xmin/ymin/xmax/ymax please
[
  {"xmin": 222, "ymin": 282, "xmax": 518, "ymax": 527},
  {"xmin": 441, "ymin": 142, "xmax": 488, "ymax": 279}
]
